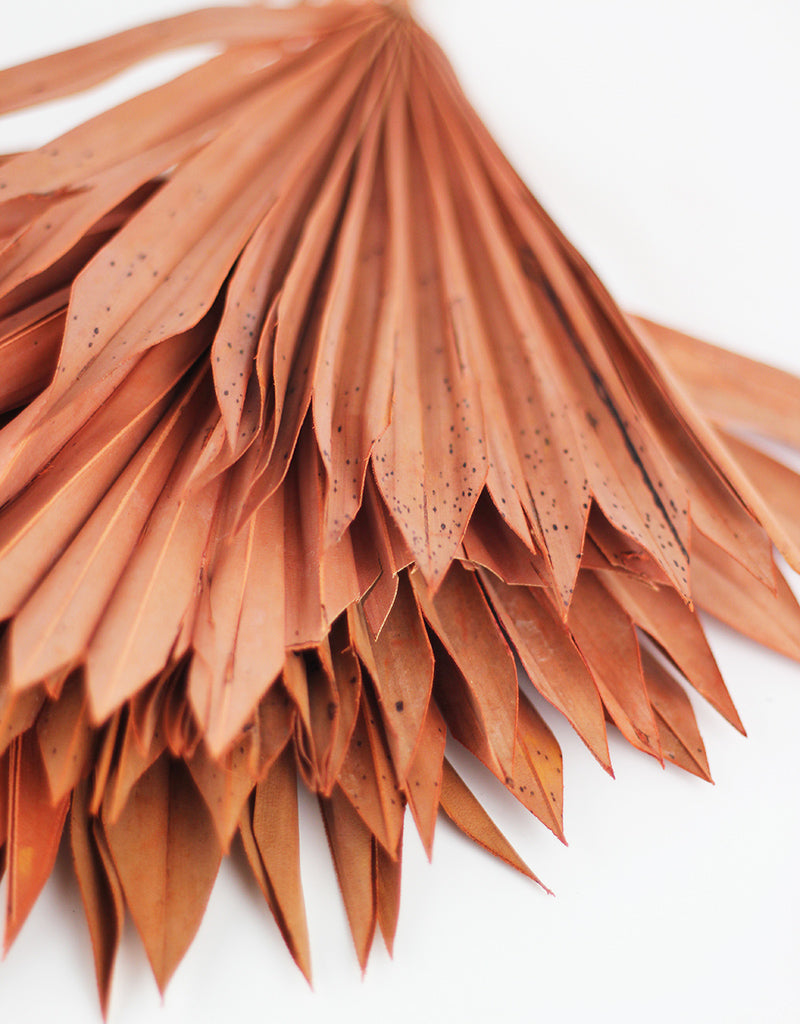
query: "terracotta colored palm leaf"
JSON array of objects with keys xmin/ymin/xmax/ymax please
[{"xmin": 0, "ymin": 2, "xmax": 798, "ymax": 1009}]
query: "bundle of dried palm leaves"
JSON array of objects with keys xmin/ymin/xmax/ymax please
[{"xmin": 0, "ymin": 1, "xmax": 798, "ymax": 1012}]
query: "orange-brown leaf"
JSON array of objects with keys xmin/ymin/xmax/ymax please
[
  {"xmin": 349, "ymin": 572, "xmax": 433, "ymax": 783},
  {"xmin": 481, "ymin": 574, "xmax": 611, "ymax": 771},
  {"xmin": 413, "ymin": 563, "xmax": 518, "ymax": 775},
  {"xmin": 692, "ymin": 526, "xmax": 800, "ymax": 663},
  {"xmin": 320, "ymin": 785, "xmax": 377, "ymax": 971},
  {"xmin": 0, "ymin": 685, "xmax": 45, "ymax": 758},
  {"xmin": 337, "ymin": 692, "xmax": 404, "ymax": 857},
  {"xmin": 251, "ymin": 746, "xmax": 311, "ymax": 980},
  {"xmin": 639, "ymin": 316, "xmax": 800, "ymax": 451},
  {"xmin": 188, "ymin": 738, "xmax": 255, "ymax": 852},
  {"xmin": 376, "ymin": 827, "xmax": 402, "ymax": 956},
  {"xmin": 70, "ymin": 780, "xmax": 125, "ymax": 1016},
  {"xmin": 4, "ymin": 732, "xmax": 70, "ymax": 951},
  {"xmin": 439, "ymin": 760, "xmax": 545, "ymax": 889},
  {"xmin": 36, "ymin": 674, "xmax": 95, "ymax": 803},
  {"xmin": 568, "ymin": 573, "xmax": 661, "ymax": 758},
  {"xmin": 189, "ymin": 495, "xmax": 285, "ymax": 756},
  {"xmin": 405, "ymin": 699, "xmax": 446, "ymax": 859},
  {"xmin": 598, "ymin": 569, "xmax": 743, "ymax": 732},
  {"xmin": 641, "ymin": 651, "xmax": 712, "ymax": 782},
  {"xmin": 103, "ymin": 754, "xmax": 221, "ymax": 993}
]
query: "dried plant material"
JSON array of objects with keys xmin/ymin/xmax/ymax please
[
  {"xmin": 103, "ymin": 754, "xmax": 221, "ymax": 993},
  {"xmin": 242, "ymin": 742, "xmax": 312, "ymax": 981},
  {"xmin": 0, "ymin": 1, "xmax": 797, "ymax": 1009},
  {"xmin": 567, "ymin": 571, "xmax": 661, "ymax": 760},
  {"xmin": 70, "ymin": 779, "xmax": 125, "ymax": 1016},
  {"xmin": 376, "ymin": 826, "xmax": 403, "ymax": 955},
  {"xmin": 36, "ymin": 671, "xmax": 95, "ymax": 803},
  {"xmin": 635, "ymin": 316, "xmax": 800, "ymax": 451},
  {"xmin": 320, "ymin": 784, "xmax": 379, "ymax": 971},
  {"xmin": 640, "ymin": 651, "xmax": 712, "ymax": 783},
  {"xmin": 4, "ymin": 732, "xmax": 70, "ymax": 951},
  {"xmin": 438, "ymin": 760, "xmax": 543, "ymax": 888}
]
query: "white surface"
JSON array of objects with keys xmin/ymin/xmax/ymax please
[{"xmin": 0, "ymin": 2, "xmax": 799, "ymax": 1022}]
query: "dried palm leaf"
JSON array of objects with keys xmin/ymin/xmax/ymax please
[{"xmin": 0, "ymin": 1, "xmax": 797, "ymax": 1011}]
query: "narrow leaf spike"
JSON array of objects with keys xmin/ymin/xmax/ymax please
[
  {"xmin": 439, "ymin": 760, "xmax": 547, "ymax": 891},
  {"xmin": 251, "ymin": 745, "xmax": 312, "ymax": 982},
  {"xmin": 70, "ymin": 780, "xmax": 125, "ymax": 1017},
  {"xmin": 103, "ymin": 755, "xmax": 221, "ymax": 993},
  {"xmin": 4, "ymin": 732, "xmax": 69, "ymax": 952},
  {"xmin": 0, "ymin": 1, "xmax": 795, "ymax": 1008}
]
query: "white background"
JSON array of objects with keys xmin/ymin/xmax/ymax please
[{"xmin": 1, "ymin": 2, "xmax": 799, "ymax": 1022}]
